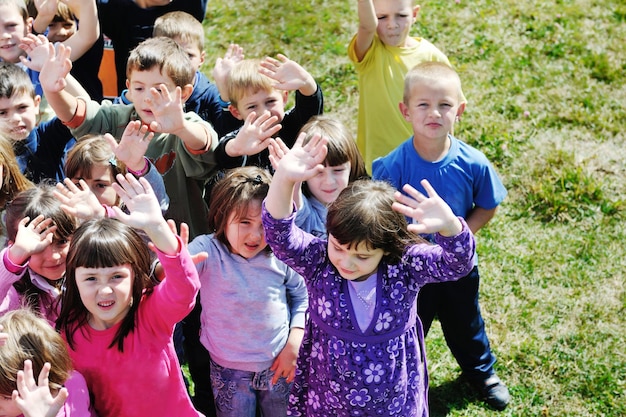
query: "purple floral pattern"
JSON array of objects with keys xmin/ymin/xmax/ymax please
[{"xmin": 262, "ymin": 205, "xmax": 475, "ymax": 417}]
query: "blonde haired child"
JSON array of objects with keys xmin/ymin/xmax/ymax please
[
  {"xmin": 213, "ymin": 56, "xmax": 323, "ymax": 173},
  {"xmin": 0, "ymin": 308, "xmax": 94, "ymax": 417},
  {"xmin": 348, "ymin": 0, "xmax": 462, "ymax": 170}
]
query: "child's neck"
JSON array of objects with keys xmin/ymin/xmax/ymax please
[{"xmin": 412, "ymin": 135, "xmax": 451, "ymax": 162}]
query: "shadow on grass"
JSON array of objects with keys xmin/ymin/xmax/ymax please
[{"xmin": 428, "ymin": 375, "xmax": 481, "ymax": 417}]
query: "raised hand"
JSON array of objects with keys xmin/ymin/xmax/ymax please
[
  {"xmin": 106, "ymin": 122, "xmax": 153, "ymax": 172},
  {"xmin": 38, "ymin": 42, "xmax": 72, "ymax": 94},
  {"xmin": 267, "ymin": 136, "xmax": 291, "ymax": 172},
  {"xmin": 392, "ymin": 179, "xmax": 462, "ymax": 237},
  {"xmin": 54, "ymin": 178, "xmax": 106, "ymax": 220},
  {"xmin": 269, "ymin": 132, "xmax": 327, "ymax": 183},
  {"xmin": 226, "ymin": 111, "xmax": 281, "ymax": 157},
  {"xmin": 212, "ymin": 43, "xmax": 244, "ymax": 101},
  {"xmin": 259, "ymin": 54, "xmax": 316, "ymax": 94},
  {"xmin": 13, "ymin": 360, "xmax": 69, "ymax": 417},
  {"xmin": 19, "ymin": 34, "xmax": 53, "ymax": 72},
  {"xmin": 8, "ymin": 216, "xmax": 57, "ymax": 265},
  {"xmin": 111, "ymin": 174, "xmax": 162, "ymax": 230},
  {"xmin": 145, "ymin": 84, "xmax": 185, "ymax": 134}
]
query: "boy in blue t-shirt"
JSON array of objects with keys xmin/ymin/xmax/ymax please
[{"xmin": 373, "ymin": 61, "xmax": 510, "ymax": 411}]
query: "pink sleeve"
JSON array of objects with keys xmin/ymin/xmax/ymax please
[{"xmin": 58, "ymin": 371, "xmax": 97, "ymax": 417}]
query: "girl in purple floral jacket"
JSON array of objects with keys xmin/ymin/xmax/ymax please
[{"xmin": 261, "ymin": 134, "xmax": 476, "ymax": 416}]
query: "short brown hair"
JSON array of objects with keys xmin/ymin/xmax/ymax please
[
  {"xmin": 126, "ymin": 37, "xmax": 195, "ymax": 88},
  {"xmin": 153, "ymin": 11, "xmax": 204, "ymax": 52},
  {"xmin": 326, "ymin": 179, "xmax": 424, "ymax": 262},
  {"xmin": 209, "ymin": 166, "xmax": 271, "ymax": 251},
  {"xmin": 0, "ymin": 61, "xmax": 36, "ymax": 100},
  {"xmin": 0, "ymin": 309, "xmax": 72, "ymax": 396}
]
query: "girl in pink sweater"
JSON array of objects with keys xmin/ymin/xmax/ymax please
[{"xmin": 55, "ymin": 174, "xmax": 204, "ymax": 417}]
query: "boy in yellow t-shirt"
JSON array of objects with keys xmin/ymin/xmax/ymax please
[{"xmin": 348, "ymin": 0, "xmax": 461, "ymax": 170}]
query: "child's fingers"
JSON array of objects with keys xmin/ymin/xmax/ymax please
[
  {"xmin": 37, "ymin": 362, "xmax": 52, "ymax": 388},
  {"xmin": 401, "ymin": 183, "xmax": 426, "ymax": 204},
  {"xmin": 419, "ymin": 179, "xmax": 441, "ymax": 199},
  {"xmin": 104, "ymin": 132, "xmax": 119, "ymax": 151}
]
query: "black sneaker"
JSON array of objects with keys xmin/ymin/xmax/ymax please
[{"xmin": 474, "ymin": 375, "xmax": 510, "ymax": 411}]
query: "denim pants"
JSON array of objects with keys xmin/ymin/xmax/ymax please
[
  {"xmin": 209, "ymin": 358, "xmax": 291, "ymax": 417},
  {"xmin": 417, "ymin": 266, "xmax": 497, "ymax": 381}
]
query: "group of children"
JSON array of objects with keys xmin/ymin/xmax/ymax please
[{"xmin": 0, "ymin": 0, "xmax": 510, "ymax": 416}]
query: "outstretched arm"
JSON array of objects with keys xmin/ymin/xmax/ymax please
[
  {"xmin": 392, "ymin": 180, "xmax": 462, "ymax": 237},
  {"xmin": 353, "ymin": 0, "xmax": 378, "ymax": 61},
  {"xmin": 147, "ymin": 84, "xmax": 216, "ymax": 152},
  {"xmin": 111, "ymin": 174, "xmax": 179, "ymax": 255},
  {"xmin": 265, "ymin": 133, "xmax": 327, "ymax": 219},
  {"xmin": 61, "ymin": 0, "xmax": 100, "ymax": 61}
]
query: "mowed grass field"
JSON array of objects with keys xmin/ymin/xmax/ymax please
[{"xmin": 197, "ymin": 1, "xmax": 626, "ymax": 415}]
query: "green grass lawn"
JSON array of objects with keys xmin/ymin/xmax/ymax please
[{"xmin": 199, "ymin": 1, "xmax": 626, "ymax": 415}]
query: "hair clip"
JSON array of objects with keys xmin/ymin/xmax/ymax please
[
  {"xmin": 246, "ymin": 175, "xmax": 264, "ymax": 185},
  {"xmin": 108, "ymin": 156, "xmax": 118, "ymax": 167}
]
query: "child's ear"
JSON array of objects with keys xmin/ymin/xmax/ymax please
[
  {"xmin": 180, "ymin": 84, "xmax": 194, "ymax": 103},
  {"xmin": 399, "ymin": 101, "xmax": 410, "ymax": 121},
  {"xmin": 33, "ymin": 95, "xmax": 41, "ymax": 110},
  {"xmin": 281, "ymin": 90, "xmax": 289, "ymax": 103},
  {"xmin": 412, "ymin": 5, "xmax": 421, "ymax": 21},
  {"xmin": 456, "ymin": 102, "xmax": 466, "ymax": 120},
  {"xmin": 200, "ymin": 50, "xmax": 206, "ymax": 65},
  {"xmin": 228, "ymin": 104, "xmax": 243, "ymax": 120}
]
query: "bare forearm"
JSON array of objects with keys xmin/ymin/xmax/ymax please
[
  {"xmin": 465, "ymin": 207, "xmax": 497, "ymax": 234},
  {"xmin": 265, "ymin": 170, "xmax": 297, "ymax": 219},
  {"xmin": 44, "ymin": 89, "xmax": 79, "ymax": 123},
  {"xmin": 174, "ymin": 121, "xmax": 216, "ymax": 152}
]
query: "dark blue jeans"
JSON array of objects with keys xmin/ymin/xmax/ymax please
[{"xmin": 417, "ymin": 266, "xmax": 497, "ymax": 381}]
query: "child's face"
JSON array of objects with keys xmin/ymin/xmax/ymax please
[
  {"xmin": 400, "ymin": 77, "xmax": 465, "ymax": 143},
  {"xmin": 29, "ymin": 237, "xmax": 70, "ymax": 281},
  {"xmin": 71, "ymin": 164, "xmax": 118, "ymax": 207},
  {"xmin": 306, "ymin": 162, "xmax": 351, "ymax": 206},
  {"xmin": 174, "ymin": 37, "xmax": 204, "ymax": 74},
  {"xmin": 46, "ymin": 19, "xmax": 77, "ymax": 43},
  {"xmin": 0, "ymin": 4, "xmax": 29, "ymax": 63},
  {"xmin": 373, "ymin": 0, "xmax": 419, "ymax": 47},
  {"xmin": 0, "ymin": 92, "xmax": 40, "ymax": 141},
  {"xmin": 75, "ymin": 264, "xmax": 133, "ymax": 330},
  {"xmin": 125, "ymin": 68, "xmax": 186, "ymax": 124},
  {"xmin": 327, "ymin": 235, "xmax": 386, "ymax": 282},
  {"xmin": 231, "ymin": 88, "xmax": 288, "ymax": 124},
  {"xmin": 224, "ymin": 199, "xmax": 267, "ymax": 259},
  {"xmin": 0, "ymin": 394, "xmax": 21, "ymax": 417}
]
